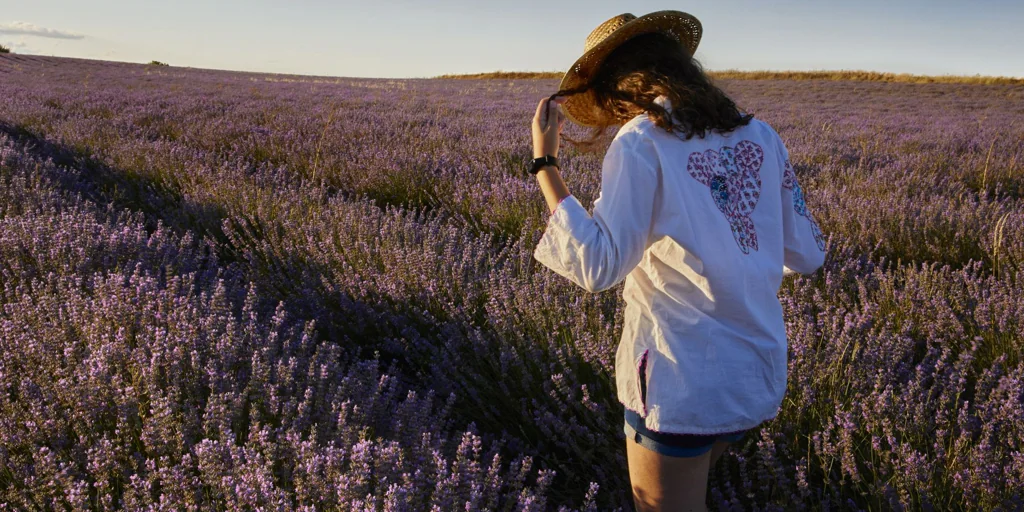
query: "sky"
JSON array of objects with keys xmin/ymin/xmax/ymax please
[{"xmin": 1, "ymin": 0, "xmax": 1022, "ymax": 79}]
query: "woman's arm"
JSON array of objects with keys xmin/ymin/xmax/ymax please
[
  {"xmin": 532, "ymin": 96, "xmax": 571, "ymax": 214},
  {"xmin": 529, "ymin": 94, "xmax": 658, "ymax": 293},
  {"xmin": 532, "ymin": 131, "xmax": 659, "ymax": 293},
  {"xmin": 535, "ymin": 166, "xmax": 571, "ymax": 214}
]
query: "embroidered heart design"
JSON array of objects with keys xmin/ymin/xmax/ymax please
[{"xmin": 686, "ymin": 140, "xmax": 764, "ymax": 254}]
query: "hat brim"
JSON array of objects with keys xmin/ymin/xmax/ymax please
[{"xmin": 558, "ymin": 11, "xmax": 702, "ymax": 127}]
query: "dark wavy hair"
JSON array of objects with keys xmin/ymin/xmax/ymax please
[{"xmin": 552, "ymin": 31, "xmax": 753, "ymax": 152}]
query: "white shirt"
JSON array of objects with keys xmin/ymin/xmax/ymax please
[{"xmin": 533, "ymin": 96, "xmax": 826, "ymax": 434}]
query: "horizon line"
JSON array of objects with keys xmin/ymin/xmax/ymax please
[{"xmin": 3, "ymin": 52, "xmax": 1023, "ymax": 82}]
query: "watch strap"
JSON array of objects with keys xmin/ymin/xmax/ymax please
[{"xmin": 529, "ymin": 155, "xmax": 559, "ymax": 175}]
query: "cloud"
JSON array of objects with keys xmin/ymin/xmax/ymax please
[{"xmin": 0, "ymin": 21, "xmax": 84, "ymax": 40}]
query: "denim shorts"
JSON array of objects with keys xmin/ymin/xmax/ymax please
[{"xmin": 624, "ymin": 408, "xmax": 747, "ymax": 458}]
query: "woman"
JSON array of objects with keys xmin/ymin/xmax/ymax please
[{"xmin": 528, "ymin": 11, "xmax": 827, "ymax": 512}]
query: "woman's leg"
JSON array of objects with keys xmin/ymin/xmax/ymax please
[
  {"xmin": 709, "ymin": 440, "xmax": 731, "ymax": 469},
  {"xmin": 626, "ymin": 435, "xmax": 711, "ymax": 512}
]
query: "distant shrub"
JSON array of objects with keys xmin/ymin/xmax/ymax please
[
  {"xmin": 149, "ymin": 60, "xmax": 168, "ymax": 66},
  {"xmin": 0, "ymin": 45, "xmax": 11, "ymax": 54}
]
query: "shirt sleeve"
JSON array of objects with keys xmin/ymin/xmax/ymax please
[
  {"xmin": 533, "ymin": 132, "xmax": 658, "ymax": 293},
  {"xmin": 779, "ymin": 139, "xmax": 827, "ymax": 276}
]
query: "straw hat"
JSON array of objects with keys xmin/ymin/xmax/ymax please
[{"xmin": 559, "ymin": 10, "xmax": 702, "ymax": 127}]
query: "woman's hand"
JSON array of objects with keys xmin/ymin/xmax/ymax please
[{"xmin": 532, "ymin": 95, "xmax": 567, "ymax": 158}]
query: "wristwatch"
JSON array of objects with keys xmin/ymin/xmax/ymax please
[{"xmin": 529, "ymin": 155, "xmax": 559, "ymax": 175}]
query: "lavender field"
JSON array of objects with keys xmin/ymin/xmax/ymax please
[{"xmin": 0, "ymin": 53, "xmax": 1022, "ymax": 511}]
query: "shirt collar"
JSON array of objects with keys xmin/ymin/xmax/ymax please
[{"xmin": 653, "ymin": 94, "xmax": 673, "ymax": 112}]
